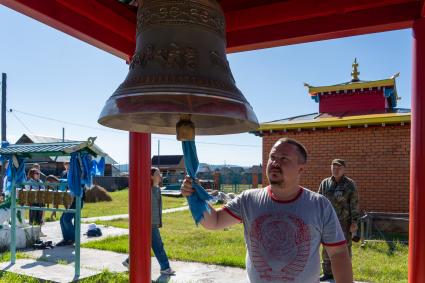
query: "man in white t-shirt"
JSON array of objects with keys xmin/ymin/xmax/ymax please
[{"xmin": 181, "ymin": 138, "xmax": 353, "ymax": 283}]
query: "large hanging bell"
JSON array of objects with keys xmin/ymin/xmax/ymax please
[{"xmin": 98, "ymin": 0, "xmax": 258, "ymax": 136}]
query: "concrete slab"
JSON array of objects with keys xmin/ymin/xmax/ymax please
[
  {"xmin": 23, "ymin": 247, "xmax": 128, "ymax": 273},
  {"xmin": 151, "ymin": 260, "xmax": 247, "ymax": 283},
  {"xmin": 0, "ymin": 259, "xmax": 98, "ymax": 283}
]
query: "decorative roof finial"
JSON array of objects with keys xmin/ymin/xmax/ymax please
[{"xmin": 351, "ymin": 58, "xmax": 360, "ymax": 82}]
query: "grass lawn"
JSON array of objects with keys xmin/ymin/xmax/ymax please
[
  {"xmin": 82, "ymin": 210, "xmax": 409, "ymax": 283},
  {"xmin": 82, "ymin": 189, "xmax": 187, "ymax": 218},
  {"xmin": 83, "ymin": 209, "xmax": 246, "ymax": 267}
]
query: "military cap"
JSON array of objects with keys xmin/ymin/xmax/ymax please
[{"xmin": 332, "ymin": 159, "xmax": 346, "ymax": 167}]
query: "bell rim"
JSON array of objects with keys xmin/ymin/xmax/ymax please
[{"xmin": 98, "ymin": 91, "xmax": 259, "ymax": 135}]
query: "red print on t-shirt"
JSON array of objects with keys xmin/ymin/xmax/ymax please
[{"xmin": 250, "ymin": 212, "xmax": 311, "ymax": 281}]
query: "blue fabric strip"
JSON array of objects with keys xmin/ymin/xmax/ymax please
[
  {"xmin": 68, "ymin": 152, "xmax": 92, "ymax": 197},
  {"xmin": 5, "ymin": 156, "xmax": 26, "ymax": 195},
  {"xmin": 68, "ymin": 152, "xmax": 82, "ymax": 197},
  {"xmin": 182, "ymin": 141, "xmax": 212, "ymax": 225}
]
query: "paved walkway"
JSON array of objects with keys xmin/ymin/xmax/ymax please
[{"xmin": 81, "ymin": 206, "xmax": 189, "ymax": 222}]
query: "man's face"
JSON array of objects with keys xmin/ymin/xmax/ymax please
[
  {"xmin": 266, "ymin": 142, "xmax": 305, "ymax": 187},
  {"xmin": 331, "ymin": 163, "xmax": 345, "ymax": 179}
]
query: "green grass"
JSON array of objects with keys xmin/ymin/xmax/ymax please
[
  {"xmin": 82, "ymin": 189, "xmax": 187, "ymax": 218},
  {"xmin": 82, "ymin": 209, "xmax": 246, "ymax": 267},
  {"xmin": 83, "ymin": 210, "xmax": 409, "ymax": 283},
  {"xmin": 352, "ymin": 241, "xmax": 408, "ymax": 283},
  {"xmin": 81, "ymin": 189, "xmax": 129, "ymax": 218}
]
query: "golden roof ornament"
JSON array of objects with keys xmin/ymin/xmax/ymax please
[{"xmin": 351, "ymin": 58, "xmax": 360, "ymax": 82}]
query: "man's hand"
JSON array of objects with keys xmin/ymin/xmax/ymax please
[
  {"xmin": 350, "ymin": 223, "xmax": 358, "ymax": 233},
  {"xmin": 180, "ymin": 176, "xmax": 240, "ymax": 230},
  {"xmin": 181, "ymin": 176, "xmax": 195, "ymax": 197}
]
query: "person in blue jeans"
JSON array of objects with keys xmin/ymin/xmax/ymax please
[
  {"xmin": 123, "ymin": 167, "xmax": 175, "ymax": 276},
  {"xmin": 56, "ymin": 188, "xmax": 85, "ymax": 246}
]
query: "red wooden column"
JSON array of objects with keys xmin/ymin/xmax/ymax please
[
  {"xmin": 409, "ymin": 18, "xmax": 425, "ymax": 283},
  {"xmin": 129, "ymin": 132, "xmax": 151, "ymax": 283}
]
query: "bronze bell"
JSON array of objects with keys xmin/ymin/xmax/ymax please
[{"xmin": 98, "ymin": 0, "xmax": 258, "ymax": 136}]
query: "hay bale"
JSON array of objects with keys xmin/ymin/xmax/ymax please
[{"xmin": 85, "ymin": 185, "xmax": 112, "ymax": 203}]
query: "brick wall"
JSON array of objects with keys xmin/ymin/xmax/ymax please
[{"xmin": 261, "ymin": 124, "xmax": 410, "ymax": 213}]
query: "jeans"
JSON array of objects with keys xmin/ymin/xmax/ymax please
[
  {"xmin": 152, "ymin": 227, "xmax": 170, "ymax": 270},
  {"xmin": 60, "ymin": 197, "xmax": 84, "ymax": 242}
]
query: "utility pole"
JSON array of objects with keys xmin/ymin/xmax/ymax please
[
  {"xmin": 1, "ymin": 73, "xmax": 6, "ymax": 143},
  {"xmin": 62, "ymin": 127, "xmax": 65, "ymax": 142},
  {"xmin": 1, "ymin": 73, "xmax": 7, "ymax": 191}
]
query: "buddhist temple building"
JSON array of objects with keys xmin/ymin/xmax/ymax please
[{"xmin": 252, "ymin": 59, "xmax": 410, "ymax": 213}]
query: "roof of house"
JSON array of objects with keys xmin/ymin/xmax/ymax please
[
  {"xmin": 253, "ymin": 108, "xmax": 410, "ymax": 134},
  {"xmin": 0, "ymin": 139, "xmax": 102, "ymax": 157},
  {"xmin": 152, "ymin": 155, "xmax": 184, "ymax": 167},
  {"xmin": 15, "ymin": 134, "xmax": 118, "ymax": 164},
  {"xmin": 16, "ymin": 134, "xmax": 74, "ymax": 144}
]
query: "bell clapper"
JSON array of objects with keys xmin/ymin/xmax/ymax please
[{"xmin": 176, "ymin": 115, "xmax": 195, "ymax": 141}]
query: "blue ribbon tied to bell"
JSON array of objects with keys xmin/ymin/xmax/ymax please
[{"xmin": 182, "ymin": 141, "xmax": 212, "ymax": 225}]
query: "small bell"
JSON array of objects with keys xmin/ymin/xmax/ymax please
[{"xmin": 98, "ymin": 0, "xmax": 258, "ymax": 135}]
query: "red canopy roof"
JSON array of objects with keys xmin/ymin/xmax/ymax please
[{"xmin": 1, "ymin": 0, "xmax": 424, "ymax": 61}]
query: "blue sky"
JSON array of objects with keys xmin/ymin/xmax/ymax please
[{"xmin": 0, "ymin": 5, "xmax": 412, "ymax": 166}]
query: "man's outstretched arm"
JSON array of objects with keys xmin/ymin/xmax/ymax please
[
  {"xmin": 325, "ymin": 244, "xmax": 353, "ymax": 283},
  {"xmin": 181, "ymin": 177, "xmax": 240, "ymax": 230}
]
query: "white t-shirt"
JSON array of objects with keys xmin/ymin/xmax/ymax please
[{"xmin": 224, "ymin": 186, "xmax": 346, "ymax": 283}]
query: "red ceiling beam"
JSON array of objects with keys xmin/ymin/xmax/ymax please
[
  {"xmin": 226, "ymin": 1, "xmax": 419, "ymax": 53},
  {"xmin": 55, "ymin": 0, "xmax": 136, "ymax": 42},
  {"xmin": 224, "ymin": 0, "xmax": 415, "ymax": 32},
  {"xmin": 0, "ymin": 0, "xmax": 422, "ymax": 58},
  {"xmin": 0, "ymin": 0, "xmax": 136, "ymax": 60}
]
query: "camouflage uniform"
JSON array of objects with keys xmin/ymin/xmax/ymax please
[{"xmin": 318, "ymin": 175, "xmax": 360, "ymax": 277}]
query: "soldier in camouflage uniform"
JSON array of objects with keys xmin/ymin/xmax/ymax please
[{"xmin": 318, "ymin": 159, "xmax": 360, "ymax": 281}]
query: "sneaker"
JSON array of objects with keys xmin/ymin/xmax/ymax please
[
  {"xmin": 319, "ymin": 274, "xmax": 334, "ymax": 281},
  {"xmin": 160, "ymin": 268, "xmax": 176, "ymax": 275},
  {"xmin": 122, "ymin": 257, "xmax": 129, "ymax": 269},
  {"xmin": 56, "ymin": 239, "xmax": 74, "ymax": 247}
]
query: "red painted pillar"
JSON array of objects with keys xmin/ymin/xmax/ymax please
[
  {"xmin": 409, "ymin": 18, "xmax": 425, "ymax": 283},
  {"xmin": 129, "ymin": 132, "xmax": 151, "ymax": 283}
]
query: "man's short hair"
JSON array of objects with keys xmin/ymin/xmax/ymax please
[{"xmin": 276, "ymin": 138, "xmax": 308, "ymax": 164}]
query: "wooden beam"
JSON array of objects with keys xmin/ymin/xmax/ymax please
[
  {"xmin": 226, "ymin": 2, "xmax": 418, "ymax": 53},
  {"xmin": 0, "ymin": 0, "xmax": 135, "ymax": 60},
  {"xmin": 0, "ymin": 0, "xmax": 420, "ymax": 58},
  {"xmin": 224, "ymin": 0, "xmax": 415, "ymax": 32},
  {"xmin": 55, "ymin": 0, "xmax": 136, "ymax": 42}
]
